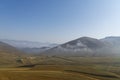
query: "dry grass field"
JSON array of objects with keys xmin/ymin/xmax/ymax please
[{"xmin": 0, "ymin": 57, "xmax": 120, "ymax": 80}]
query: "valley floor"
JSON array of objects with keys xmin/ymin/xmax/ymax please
[
  {"xmin": 0, "ymin": 65, "xmax": 120, "ymax": 80},
  {"xmin": 0, "ymin": 57, "xmax": 120, "ymax": 80}
]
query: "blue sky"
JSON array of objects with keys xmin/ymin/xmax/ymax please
[{"xmin": 0, "ymin": 0, "xmax": 120, "ymax": 43}]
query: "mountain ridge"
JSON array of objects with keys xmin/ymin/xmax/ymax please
[
  {"xmin": 1, "ymin": 36, "xmax": 120, "ymax": 56},
  {"xmin": 0, "ymin": 39, "xmax": 58, "ymax": 48},
  {"xmin": 41, "ymin": 36, "xmax": 120, "ymax": 56}
]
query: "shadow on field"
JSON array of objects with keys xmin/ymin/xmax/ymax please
[
  {"xmin": 64, "ymin": 70, "xmax": 119, "ymax": 78},
  {"xmin": 18, "ymin": 64, "xmax": 36, "ymax": 67}
]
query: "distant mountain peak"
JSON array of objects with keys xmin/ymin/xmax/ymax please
[
  {"xmin": 0, "ymin": 39, "xmax": 58, "ymax": 48},
  {"xmin": 77, "ymin": 36, "xmax": 96, "ymax": 39},
  {"xmin": 62, "ymin": 36, "xmax": 105, "ymax": 49},
  {"xmin": 42, "ymin": 36, "xmax": 110, "ymax": 56}
]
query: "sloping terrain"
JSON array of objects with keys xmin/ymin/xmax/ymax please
[
  {"xmin": 0, "ymin": 39, "xmax": 58, "ymax": 54},
  {"xmin": 42, "ymin": 37, "xmax": 113, "ymax": 56},
  {"xmin": 0, "ymin": 41, "xmax": 23, "ymax": 66},
  {"xmin": 101, "ymin": 36, "xmax": 120, "ymax": 46},
  {"xmin": 30, "ymin": 56, "xmax": 120, "ymax": 80},
  {"xmin": 101, "ymin": 36, "xmax": 120, "ymax": 55},
  {"xmin": 0, "ymin": 57, "xmax": 120, "ymax": 80}
]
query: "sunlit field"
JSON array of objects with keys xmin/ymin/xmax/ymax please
[{"xmin": 0, "ymin": 57, "xmax": 120, "ymax": 80}]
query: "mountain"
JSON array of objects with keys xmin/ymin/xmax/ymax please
[
  {"xmin": 42, "ymin": 37, "xmax": 113, "ymax": 56},
  {"xmin": 101, "ymin": 36, "xmax": 120, "ymax": 46},
  {"xmin": 0, "ymin": 39, "xmax": 58, "ymax": 48},
  {"xmin": 101, "ymin": 36, "xmax": 120, "ymax": 54},
  {"xmin": 0, "ymin": 39, "xmax": 58, "ymax": 54},
  {"xmin": 0, "ymin": 41, "xmax": 23, "ymax": 65},
  {"xmin": 2, "ymin": 36, "xmax": 120, "ymax": 56}
]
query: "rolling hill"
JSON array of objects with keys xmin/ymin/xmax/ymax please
[
  {"xmin": 41, "ymin": 37, "xmax": 115, "ymax": 56},
  {"xmin": 0, "ymin": 39, "xmax": 58, "ymax": 54},
  {"xmin": 0, "ymin": 41, "xmax": 23, "ymax": 66}
]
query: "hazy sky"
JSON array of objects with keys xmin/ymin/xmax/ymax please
[{"xmin": 0, "ymin": 0, "xmax": 120, "ymax": 43}]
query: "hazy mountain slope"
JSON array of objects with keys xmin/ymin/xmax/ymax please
[
  {"xmin": 101, "ymin": 36, "xmax": 120, "ymax": 46},
  {"xmin": 42, "ymin": 37, "xmax": 113, "ymax": 56},
  {"xmin": 19, "ymin": 47, "xmax": 50, "ymax": 54},
  {"xmin": 101, "ymin": 36, "xmax": 120, "ymax": 54},
  {"xmin": 0, "ymin": 39, "xmax": 58, "ymax": 54},
  {"xmin": 0, "ymin": 39, "xmax": 58, "ymax": 48},
  {"xmin": 62, "ymin": 37, "xmax": 105, "ymax": 49},
  {"xmin": 0, "ymin": 41, "xmax": 23, "ymax": 65}
]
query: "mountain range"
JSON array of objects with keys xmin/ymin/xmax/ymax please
[
  {"xmin": 1, "ymin": 36, "xmax": 120, "ymax": 56},
  {"xmin": 0, "ymin": 39, "xmax": 58, "ymax": 48},
  {"xmin": 42, "ymin": 36, "xmax": 120, "ymax": 56},
  {"xmin": 0, "ymin": 39, "xmax": 58, "ymax": 54}
]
